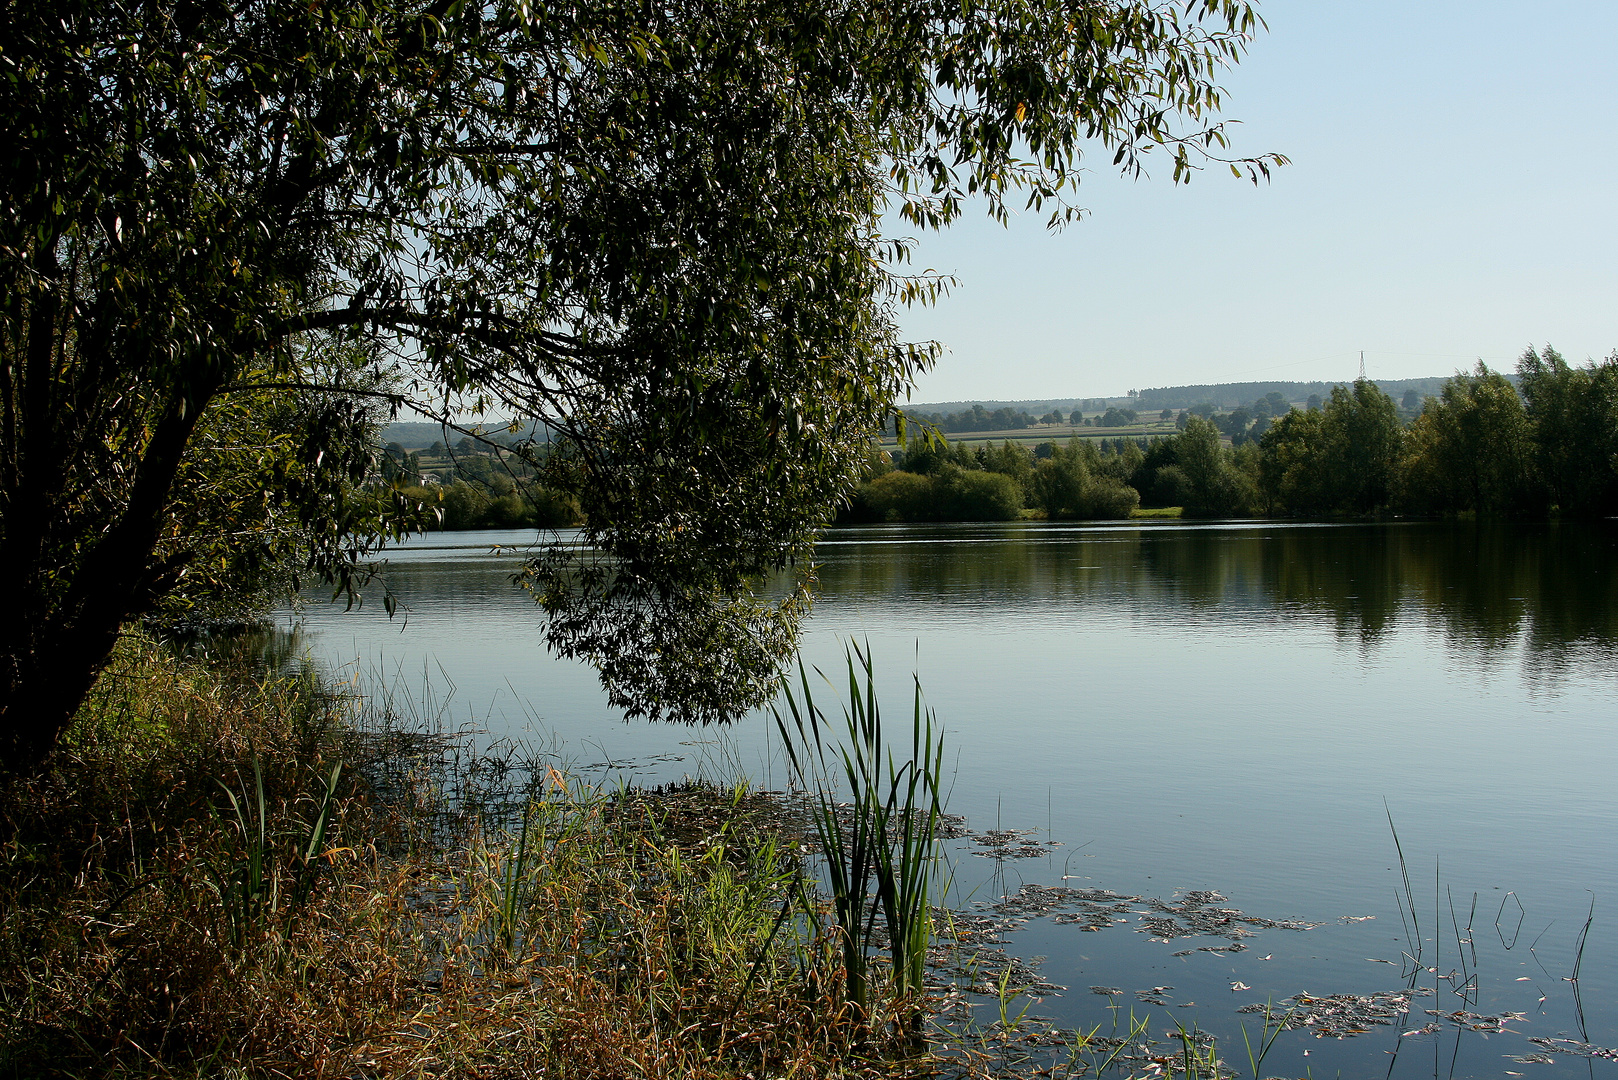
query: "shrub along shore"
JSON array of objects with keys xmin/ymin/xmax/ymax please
[
  {"xmin": 380, "ymin": 351, "xmax": 1616, "ymax": 532},
  {"xmin": 843, "ymin": 349, "xmax": 1618, "ymax": 524},
  {"xmin": 0, "ymin": 635, "xmax": 942, "ymax": 1079}
]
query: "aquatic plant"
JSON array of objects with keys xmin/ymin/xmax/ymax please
[
  {"xmin": 1167, "ymin": 1018, "xmax": 1224, "ymax": 1079},
  {"xmin": 774, "ymin": 641, "xmax": 946, "ymax": 1025},
  {"xmin": 210, "ymin": 753, "xmax": 345, "ymax": 952},
  {"xmin": 986, "ymin": 961, "xmax": 1037, "ymax": 1032},
  {"xmin": 1238, "ymin": 998, "xmax": 1292, "ymax": 1080}
]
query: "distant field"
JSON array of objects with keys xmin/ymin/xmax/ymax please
[{"xmin": 880, "ymin": 419, "xmax": 1180, "ymax": 450}]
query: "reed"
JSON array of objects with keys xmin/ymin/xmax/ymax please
[
  {"xmin": 1166, "ymin": 1018, "xmax": 1223, "ymax": 1079},
  {"xmin": 994, "ymin": 963, "xmax": 1035, "ymax": 1030},
  {"xmin": 1238, "ymin": 998, "xmax": 1292, "ymax": 1079},
  {"xmin": 209, "ymin": 754, "xmax": 345, "ymax": 952},
  {"xmin": 773, "ymin": 640, "xmax": 946, "ymax": 1028},
  {"xmin": 1081, "ymin": 1010, "xmax": 1153, "ymax": 1076},
  {"xmin": 1386, "ymin": 802, "xmax": 1423, "ymax": 974}
]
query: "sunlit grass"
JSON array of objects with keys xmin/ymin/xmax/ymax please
[{"xmin": 0, "ymin": 633, "xmax": 934, "ymax": 1078}]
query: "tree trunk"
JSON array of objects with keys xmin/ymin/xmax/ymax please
[
  {"xmin": 0, "ymin": 629, "xmax": 122, "ymax": 777},
  {"xmin": 0, "ymin": 379, "xmax": 214, "ymax": 777}
]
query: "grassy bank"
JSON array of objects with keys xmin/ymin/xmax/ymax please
[{"xmin": 0, "ymin": 635, "xmax": 936, "ymax": 1079}]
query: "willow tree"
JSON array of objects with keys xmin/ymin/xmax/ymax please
[
  {"xmin": 1399, "ymin": 365, "xmax": 1543, "ymax": 518},
  {"xmin": 0, "ymin": 0, "xmax": 1280, "ymax": 774},
  {"xmin": 1517, "ymin": 345, "xmax": 1618, "ymax": 518}
]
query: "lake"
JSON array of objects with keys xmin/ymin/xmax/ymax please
[{"xmin": 288, "ymin": 519, "xmax": 1618, "ymax": 1078}]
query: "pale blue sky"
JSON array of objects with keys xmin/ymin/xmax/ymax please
[{"xmin": 896, "ymin": 0, "xmax": 1618, "ymax": 403}]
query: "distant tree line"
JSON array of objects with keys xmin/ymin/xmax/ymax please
[
  {"xmin": 1136, "ymin": 376, "xmax": 1455, "ymax": 412},
  {"xmin": 380, "ymin": 439, "xmax": 582, "ymax": 530},
  {"xmin": 839, "ymin": 433, "xmax": 1143, "ymax": 522},
  {"xmin": 897, "ymin": 404, "xmax": 1039, "ymax": 433},
  {"xmin": 379, "ymin": 421, "xmax": 557, "ymax": 451},
  {"xmin": 382, "ymin": 346, "xmax": 1614, "ymax": 529},
  {"xmin": 842, "ymin": 347, "xmax": 1618, "ymax": 523},
  {"xmin": 895, "ymin": 402, "xmax": 1150, "ymax": 435}
]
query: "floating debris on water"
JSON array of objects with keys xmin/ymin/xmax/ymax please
[
  {"xmin": 928, "ymin": 945, "xmax": 1066, "ymax": 1000},
  {"xmin": 1137, "ymin": 889, "xmax": 1324, "ymax": 942},
  {"xmin": 1055, "ymin": 908, "xmax": 1127, "ymax": 932},
  {"xmin": 968, "ymin": 827, "xmax": 1062, "ymax": 860},
  {"xmin": 1171, "ymin": 943, "xmax": 1248, "ymax": 957},
  {"xmin": 947, "ymin": 882, "xmax": 1320, "ymax": 969},
  {"xmin": 937, "ymin": 1020, "xmax": 1164, "ymax": 1079},
  {"xmin": 1237, "ymin": 988, "xmax": 1434, "ymax": 1039},
  {"xmin": 962, "ymin": 883, "xmax": 1140, "ymax": 940},
  {"xmin": 583, "ymin": 750, "xmax": 693, "ymax": 771},
  {"xmin": 1526, "ymin": 1038, "xmax": 1618, "ymax": 1060},
  {"xmin": 995, "ymin": 883, "xmax": 1136, "ymax": 918},
  {"xmin": 1425, "ymin": 1008, "xmax": 1528, "ymax": 1033},
  {"xmin": 1136, "ymin": 985, "xmax": 1175, "ymax": 1006}
]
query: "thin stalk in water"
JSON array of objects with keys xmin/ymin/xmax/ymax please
[{"xmin": 1385, "ymin": 803, "xmax": 1422, "ymax": 973}]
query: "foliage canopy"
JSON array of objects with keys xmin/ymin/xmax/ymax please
[{"xmin": 0, "ymin": 0, "xmax": 1279, "ymax": 771}]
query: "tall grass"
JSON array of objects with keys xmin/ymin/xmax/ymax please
[
  {"xmin": 0, "ymin": 631, "xmax": 934, "ymax": 1079},
  {"xmin": 209, "ymin": 754, "xmax": 345, "ymax": 951},
  {"xmin": 773, "ymin": 641, "xmax": 946, "ymax": 1028}
]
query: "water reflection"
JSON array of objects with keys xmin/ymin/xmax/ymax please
[{"xmin": 814, "ymin": 521, "xmax": 1618, "ymax": 677}]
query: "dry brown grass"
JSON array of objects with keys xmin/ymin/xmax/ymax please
[{"xmin": 0, "ymin": 633, "xmax": 938, "ymax": 1079}]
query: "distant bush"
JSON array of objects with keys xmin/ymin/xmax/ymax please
[
  {"xmin": 851, "ymin": 471, "xmax": 935, "ymax": 522},
  {"xmin": 1149, "ymin": 464, "xmax": 1192, "ymax": 508},
  {"xmin": 845, "ymin": 466, "xmax": 1021, "ymax": 523},
  {"xmin": 1175, "ymin": 417, "xmax": 1260, "ymax": 517},
  {"xmin": 938, "ymin": 469, "xmax": 1023, "ymax": 520},
  {"xmin": 400, "ymin": 480, "xmax": 582, "ymax": 530},
  {"xmin": 1081, "ymin": 480, "xmax": 1140, "ymax": 519},
  {"xmin": 1030, "ymin": 442, "xmax": 1140, "ymax": 520},
  {"xmin": 1097, "ymin": 406, "xmax": 1139, "ymax": 427}
]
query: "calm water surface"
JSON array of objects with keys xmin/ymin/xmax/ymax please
[{"xmin": 289, "ymin": 520, "xmax": 1618, "ymax": 1078}]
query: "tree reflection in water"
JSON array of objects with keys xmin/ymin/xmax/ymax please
[{"xmin": 813, "ymin": 520, "xmax": 1618, "ymax": 681}]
